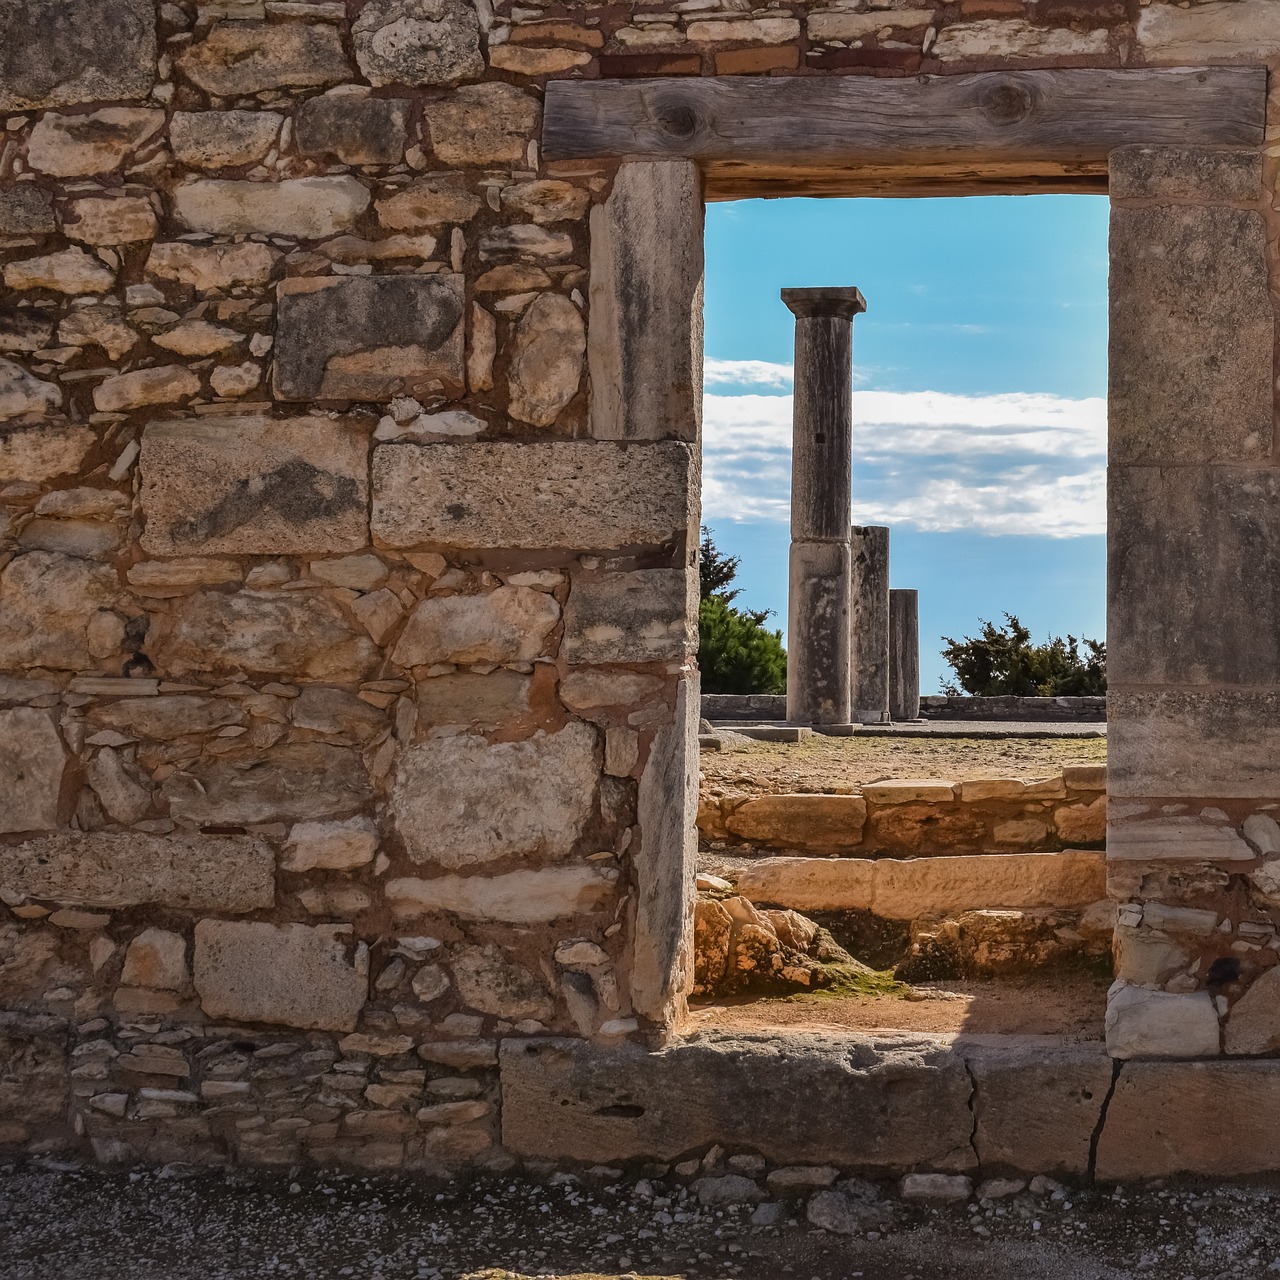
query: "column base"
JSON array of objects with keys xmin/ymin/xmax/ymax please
[{"xmin": 853, "ymin": 709, "xmax": 890, "ymax": 724}]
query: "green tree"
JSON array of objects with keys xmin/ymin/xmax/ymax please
[
  {"xmin": 697, "ymin": 526, "xmax": 787, "ymax": 695},
  {"xmin": 940, "ymin": 613, "xmax": 1106, "ymax": 697}
]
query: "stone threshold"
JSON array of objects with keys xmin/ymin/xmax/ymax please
[{"xmin": 500, "ymin": 1032, "xmax": 1280, "ymax": 1181}]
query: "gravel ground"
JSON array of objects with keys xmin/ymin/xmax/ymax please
[{"xmin": 4, "ymin": 1158, "xmax": 1280, "ymax": 1280}]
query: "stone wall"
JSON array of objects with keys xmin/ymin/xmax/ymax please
[
  {"xmin": 702, "ymin": 693, "xmax": 1107, "ymax": 722},
  {"xmin": 0, "ymin": 0, "xmax": 1279, "ymax": 1168}
]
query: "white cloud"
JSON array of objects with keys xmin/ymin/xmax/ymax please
[
  {"xmin": 703, "ymin": 358, "xmax": 794, "ymax": 389},
  {"xmin": 702, "ymin": 388, "xmax": 1106, "ymax": 538}
]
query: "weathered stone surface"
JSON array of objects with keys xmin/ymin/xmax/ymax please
[
  {"xmin": 18, "ymin": 515, "xmax": 119, "ymax": 560},
  {"xmin": 282, "ymin": 817, "xmax": 379, "ymax": 873},
  {"xmin": 503, "ymin": 180, "xmax": 591, "ymax": 225},
  {"xmin": 177, "ymin": 22, "xmax": 351, "ymax": 94},
  {"xmin": 375, "ymin": 178, "xmax": 482, "ymax": 231},
  {"xmin": 4, "ymin": 248, "xmax": 114, "ymax": 293},
  {"xmin": 0, "ymin": 708, "xmax": 66, "ymax": 834},
  {"xmin": 1054, "ymin": 796, "xmax": 1106, "ymax": 844},
  {"xmin": 590, "ymin": 160, "xmax": 702, "ymax": 443},
  {"xmin": 422, "ymin": 83, "xmax": 540, "ymax": 166},
  {"xmin": 139, "ymin": 416, "xmax": 368, "ymax": 556},
  {"xmin": 0, "ymin": 357, "xmax": 60, "ymax": 421},
  {"xmin": 0, "ymin": 306, "xmax": 55, "ymax": 354},
  {"xmin": 0, "ymin": 1016, "xmax": 67, "ymax": 1134},
  {"xmin": 508, "ymin": 292, "xmax": 584, "ymax": 427},
  {"xmin": 1106, "ymin": 812, "xmax": 1252, "ymax": 861},
  {"xmin": 562, "ymin": 568, "xmax": 697, "ymax": 664},
  {"xmin": 126, "ymin": 558, "xmax": 242, "ymax": 597},
  {"xmin": 210, "ymin": 362, "xmax": 262, "ymax": 398},
  {"xmin": 392, "ymin": 724, "xmax": 598, "ymax": 867},
  {"xmin": 93, "ymin": 365, "xmax": 200, "ymax": 413},
  {"xmin": 152, "ymin": 320, "xmax": 243, "ymax": 357},
  {"xmin": 0, "ymin": 832, "xmax": 274, "ymax": 911},
  {"xmin": 27, "ymin": 108, "xmax": 163, "ymax": 177},
  {"xmin": 296, "ymin": 94, "xmax": 409, "ymax": 166},
  {"xmin": 1110, "ymin": 145, "xmax": 1261, "ymax": 204},
  {"xmin": 1136, "ymin": 0, "xmax": 1280, "ymax": 62},
  {"xmin": 1223, "ymin": 966, "xmax": 1280, "ymax": 1056},
  {"xmin": 735, "ymin": 851, "xmax": 1106, "ymax": 920},
  {"xmin": 452, "ymin": 942, "xmax": 554, "ymax": 1022},
  {"xmin": 0, "ymin": 0, "xmax": 155, "ymax": 110},
  {"xmin": 489, "ymin": 45, "xmax": 591, "ymax": 75},
  {"xmin": 56, "ymin": 307, "xmax": 137, "ymax": 361},
  {"xmin": 0, "ymin": 185, "xmax": 55, "ymax": 235},
  {"xmin": 469, "ymin": 303, "xmax": 496, "ymax": 392},
  {"xmin": 1096, "ymin": 1059, "xmax": 1280, "ymax": 1178},
  {"xmin": 353, "ymin": 0, "xmax": 483, "ymax": 86},
  {"xmin": 61, "ymin": 196, "xmax": 157, "ymax": 246},
  {"xmin": 121, "ymin": 928, "xmax": 187, "ymax": 991},
  {"xmin": 933, "ymin": 18, "xmax": 1108, "ymax": 59},
  {"xmin": 416, "ymin": 670, "xmax": 532, "ymax": 728},
  {"xmin": 1115, "ymin": 927, "xmax": 1189, "ymax": 986},
  {"xmin": 173, "ymin": 177, "xmax": 371, "ymax": 239},
  {"xmin": 275, "ymin": 274, "xmax": 464, "ymax": 401},
  {"xmin": 501, "ymin": 1032, "xmax": 976, "ymax": 1169},
  {"xmin": 1110, "ymin": 203, "xmax": 1270, "ymax": 466},
  {"xmin": 480, "ymin": 225, "xmax": 573, "ymax": 264},
  {"xmin": 147, "ymin": 589, "xmax": 378, "ymax": 681},
  {"xmin": 194, "ymin": 921, "xmax": 367, "ymax": 1032},
  {"xmin": 387, "ymin": 865, "xmax": 615, "ymax": 924},
  {"xmin": 1105, "ymin": 983, "xmax": 1220, "ymax": 1059},
  {"xmin": 0, "ymin": 551, "xmax": 119, "ymax": 669},
  {"xmin": 373, "ymin": 441, "xmax": 695, "ymax": 551},
  {"xmin": 85, "ymin": 747, "xmax": 151, "ymax": 824},
  {"xmin": 170, "ymin": 111, "xmax": 282, "ymax": 170},
  {"xmin": 86, "ymin": 695, "xmax": 245, "ymax": 741},
  {"xmin": 162, "ymin": 743, "xmax": 372, "ymax": 825},
  {"xmin": 969, "ymin": 1045, "xmax": 1112, "ymax": 1177},
  {"xmin": 724, "ymin": 795, "xmax": 867, "ymax": 852},
  {"xmin": 392, "ymin": 586, "xmax": 560, "ymax": 667},
  {"xmin": 559, "ymin": 670, "xmax": 663, "ymax": 712},
  {"xmin": 0, "ymin": 422, "xmax": 92, "ymax": 485},
  {"xmin": 290, "ymin": 685, "xmax": 385, "ymax": 739},
  {"xmin": 146, "ymin": 241, "xmax": 279, "ymax": 292}
]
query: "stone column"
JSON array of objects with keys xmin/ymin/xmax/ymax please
[
  {"xmin": 782, "ymin": 286, "xmax": 866, "ymax": 727},
  {"xmin": 850, "ymin": 524, "xmax": 890, "ymax": 723},
  {"xmin": 889, "ymin": 588, "xmax": 920, "ymax": 722}
]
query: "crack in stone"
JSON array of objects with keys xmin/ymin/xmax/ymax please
[
  {"xmin": 961, "ymin": 1055, "xmax": 981, "ymax": 1167},
  {"xmin": 1086, "ymin": 1057, "xmax": 1124, "ymax": 1185}
]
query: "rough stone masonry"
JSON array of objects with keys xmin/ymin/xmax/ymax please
[{"xmin": 0, "ymin": 0, "xmax": 1278, "ymax": 1178}]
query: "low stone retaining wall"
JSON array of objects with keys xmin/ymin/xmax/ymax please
[
  {"xmin": 700, "ymin": 768, "xmax": 1107, "ymax": 857},
  {"xmin": 701, "ymin": 694, "xmax": 1107, "ymax": 723}
]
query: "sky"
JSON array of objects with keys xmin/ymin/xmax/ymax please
[{"xmin": 701, "ymin": 194, "xmax": 1109, "ymax": 693}]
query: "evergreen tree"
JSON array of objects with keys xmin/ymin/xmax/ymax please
[{"xmin": 940, "ymin": 613, "xmax": 1106, "ymax": 696}]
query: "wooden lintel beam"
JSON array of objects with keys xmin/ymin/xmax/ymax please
[{"xmin": 543, "ymin": 69, "xmax": 1267, "ymax": 180}]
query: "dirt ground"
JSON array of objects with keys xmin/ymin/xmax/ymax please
[
  {"xmin": 699, "ymin": 734, "xmax": 1107, "ymax": 796},
  {"xmin": 3, "ymin": 1158, "xmax": 1278, "ymax": 1280}
]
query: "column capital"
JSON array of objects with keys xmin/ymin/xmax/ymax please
[{"xmin": 781, "ymin": 286, "xmax": 867, "ymax": 319}]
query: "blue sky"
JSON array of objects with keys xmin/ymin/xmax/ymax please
[{"xmin": 702, "ymin": 194, "xmax": 1109, "ymax": 692}]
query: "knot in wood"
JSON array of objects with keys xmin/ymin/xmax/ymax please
[
  {"xmin": 652, "ymin": 96, "xmax": 701, "ymax": 142},
  {"xmin": 980, "ymin": 79, "xmax": 1036, "ymax": 126}
]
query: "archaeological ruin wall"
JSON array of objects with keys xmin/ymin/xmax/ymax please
[{"xmin": 1, "ymin": 0, "xmax": 1280, "ymax": 1176}]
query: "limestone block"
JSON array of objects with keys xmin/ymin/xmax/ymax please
[
  {"xmin": 590, "ymin": 160, "xmax": 702, "ymax": 443},
  {"xmin": 932, "ymin": 18, "xmax": 1108, "ymax": 59},
  {"xmin": 290, "ymin": 686, "xmax": 385, "ymax": 739},
  {"xmin": 139, "ymin": 416, "xmax": 368, "ymax": 557},
  {"xmin": 1114, "ymin": 927, "xmax": 1190, "ymax": 986},
  {"xmin": 452, "ymin": 942, "xmax": 554, "ymax": 1021},
  {"xmin": 1096, "ymin": 1059, "xmax": 1280, "ymax": 1177},
  {"xmin": 85, "ymin": 747, "xmax": 151, "ymax": 824},
  {"xmin": 1109, "ymin": 146, "xmax": 1261, "ymax": 204},
  {"xmin": 386, "ymin": 865, "xmax": 615, "ymax": 924},
  {"xmin": 375, "ymin": 178, "xmax": 482, "ymax": 231},
  {"xmin": 0, "ymin": 307, "xmax": 55, "ymax": 355},
  {"xmin": 1136, "ymin": 1, "xmax": 1280, "ymax": 62},
  {"xmin": 86, "ymin": 695, "xmax": 244, "ymax": 742},
  {"xmin": 57, "ymin": 308, "xmax": 138, "ymax": 361},
  {"xmin": 807, "ymin": 10, "xmax": 932, "ymax": 39},
  {"xmin": 1110, "ymin": 203, "xmax": 1271, "ymax": 465},
  {"xmin": 0, "ymin": 832, "xmax": 274, "ymax": 911},
  {"xmin": 0, "ymin": 707, "xmax": 66, "ymax": 833},
  {"xmin": 161, "ymin": 743, "xmax": 372, "ymax": 825},
  {"xmin": 282, "ymin": 817, "xmax": 379, "ymax": 873},
  {"xmin": 1054, "ymin": 796, "xmax": 1106, "ymax": 844},
  {"xmin": 210, "ymin": 362, "xmax": 262, "ymax": 397},
  {"xmin": 958, "ymin": 779, "xmax": 1026, "ymax": 802},
  {"xmin": 17, "ymin": 516, "xmax": 117, "ymax": 560},
  {"xmin": 499, "ymin": 1033, "xmax": 976, "ymax": 1169},
  {"xmin": 372, "ymin": 441, "xmax": 696, "ymax": 551},
  {"xmin": 469, "ymin": 304, "xmax": 496, "ymax": 392},
  {"xmin": 297, "ymin": 94, "xmax": 409, "ymax": 166},
  {"xmin": 0, "ymin": 423, "xmax": 92, "ymax": 485},
  {"xmin": 126, "ymin": 559, "xmax": 242, "ymax": 597},
  {"xmin": 508, "ymin": 293, "xmax": 584, "ymax": 428},
  {"xmin": 416, "ymin": 670, "xmax": 532, "ymax": 729},
  {"xmin": 0, "ymin": 1017, "xmax": 68, "ymax": 1134},
  {"xmin": 92, "ymin": 365, "xmax": 200, "ymax": 413},
  {"xmin": 489, "ymin": 46, "xmax": 590, "ymax": 75},
  {"xmin": 1223, "ymin": 966, "xmax": 1280, "ymax": 1056},
  {"xmin": 0, "ymin": 551, "xmax": 119, "ymax": 670},
  {"xmin": 0, "ymin": 357, "xmax": 60, "ymax": 421},
  {"xmin": 391, "ymin": 586, "xmax": 559, "ymax": 667},
  {"xmin": 503, "ymin": 181, "xmax": 590, "ymax": 226},
  {"xmin": 353, "ymin": 0, "xmax": 483, "ymax": 86},
  {"xmin": 1104, "ymin": 984, "xmax": 1220, "ymax": 1059},
  {"xmin": 26, "ymin": 108, "xmax": 163, "ymax": 177},
  {"xmin": 724, "ymin": 795, "xmax": 867, "ymax": 851},
  {"xmin": 173, "ymin": 177, "xmax": 371, "ymax": 239},
  {"xmin": 561, "ymin": 568, "xmax": 697, "ymax": 664},
  {"xmin": 422, "ymin": 83, "xmax": 540, "ymax": 166},
  {"xmin": 864, "ymin": 779, "xmax": 956, "ymax": 804},
  {"xmin": 177, "ymin": 22, "xmax": 351, "ymax": 94},
  {"xmin": 559, "ymin": 670, "xmax": 663, "ymax": 712},
  {"xmin": 0, "ymin": 184, "xmax": 54, "ymax": 236},
  {"xmin": 146, "ymin": 241, "xmax": 280, "ymax": 292},
  {"xmin": 392, "ymin": 723, "xmax": 598, "ymax": 867},
  {"xmin": 1106, "ymin": 813, "xmax": 1252, "ymax": 862},
  {"xmin": 274, "ymin": 274, "xmax": 464, "ymax": 401},
  {"xmin": 60, "ymin": 196, "xmax": 157, "ymax": 245},
  {"xmin": 735, "ymin": 857, "xmax": 876, "ymax": 912},
  {"xmin": 194, "ymin": 921, "xmax": 367, "ymax": 1032},
  {"xmin": 153, "ymin": 321, "xmax": 241, "ymax": 360},
  {"xmin": 480, "ymin": 225, "xmax": 573, "ymax": 264},
  {"xmin": 4, "ymin": 248, "xmax": 114, "ymax": 294},
  {"xmin": 170, "ymin": 111, "xmax": 283, "ymax": 169},
  {"xmin": 121, "ymin": 928, "xmax": 188, "ymax": 991},
  {"xmin": 0, "ymin": 0, "xmax": 155, "ymax": 110}
]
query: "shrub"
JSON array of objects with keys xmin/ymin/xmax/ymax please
[{"xmin": 940, "ymin": 613, "xmax": 1106, "ymax": 697}]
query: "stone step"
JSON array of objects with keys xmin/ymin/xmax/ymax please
[{"xmin": 733, "ymin": 849, "xmax": 1107, "ymax": 919}]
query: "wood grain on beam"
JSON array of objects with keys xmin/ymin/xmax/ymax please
[{"xmin": 544, "ymin": 69, "xmax": 1265, "ymax": 198}]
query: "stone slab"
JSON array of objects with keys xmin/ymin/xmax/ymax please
[
  {"xmin": 173, "ymin": 177, "xmax": 370, "ymax": 240},
  {"xmin": 0, "ymin": 832, "xmax": 274, "ymax": 911},
  {"xmin": 1105, "ymin": 985, "xmax": 1220, "ymax": 1059},
  {"xmin": 1106, "ymin": 814, "xmax": 1252, "ymax": 862},
  {"xmin": 274, "ymin": 275, "xmax": 464, "ymax": 402},
  {"xmin": 386, "ymin": 865, "xmax": 615, "ymax": 924},
  {"xmin": 0, "ymin": 706, "xmax": 66, "ymax": 834},
  {"xmin": 139, "ymin": 416, "xmax": 369, "ymax": 556},
  {"xmin": 724, "ymin": 795, "xmax": 868, "ymax": 851},
  {"xmin": 562, "ymin": 568, "xmax": 697, "ymax": 664},
  {"xmin": 500, "ymin": 1032, "xmax": 976, "ymax": 1171},
  {"xmin": 1109, "ymin": 145, "xmax": 1261, "ymax": 204},
  {"xmin": 296, "ymin": 94, "xmax": 409, "ymax": 166},
  {"xmin": 372, "ymin": 441, "xmax": 696, "ymax": 551},
  {"xmin": 176, "ymin": 21, "xmax": 351, "ymax": 95}
]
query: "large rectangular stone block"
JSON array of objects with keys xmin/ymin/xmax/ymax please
[
  {"xmin": 274, "ymin": 275, "xmax": 464, "ymax": 402},
  {"xmin": 386, "ymin": 865, "xmax": 615, "ymax": 924},
  {"xmin": 0, "ymin": 707, "xmax": 67, "ymax": 834},
  {"xmin": 139, "ymin": 416, "xmax": 369, "ymax": 556},
  {"xmin": 0, "ymin": 0, "xmax": 155, "ymax": 110},
  {"xmin": 1110, "ymin": 202, "xmax": 1271, "ymax": 466},
  {"xmin": 562, "ymin": 568, "xmax": 696, "ymax": 664},
  {"xmin": 372, "ymin": 441, "xmax": 696, "ymax": 551},
  {"xmin": 0, "ymin": 833, "xmax": 274, "ymax": 911}
]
